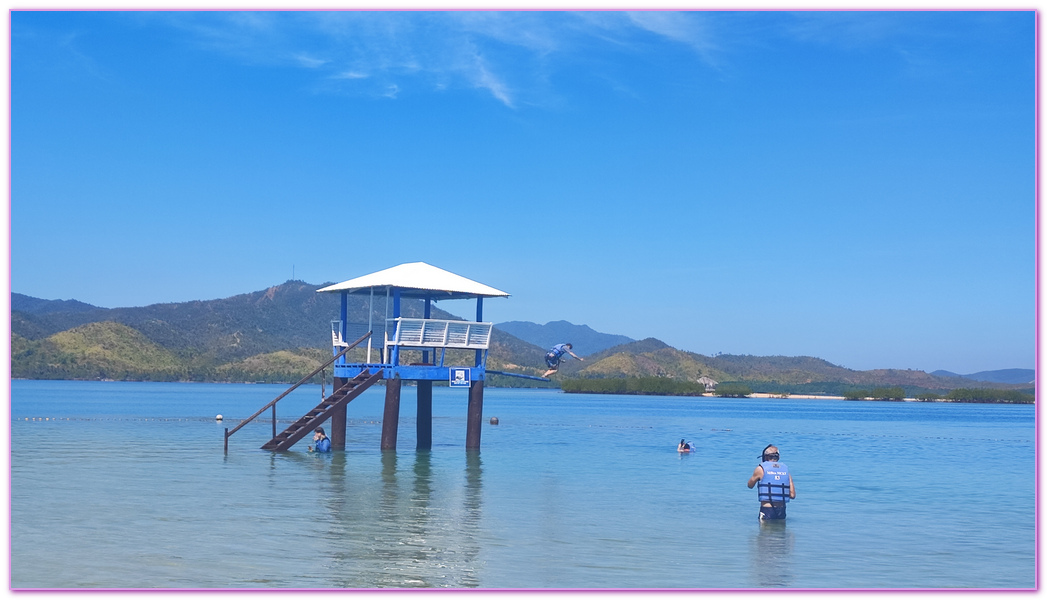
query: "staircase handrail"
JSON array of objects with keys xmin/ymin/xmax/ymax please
[{"xmin": 225, "ymin": 331, "xmax": 372, "ymax": 440}]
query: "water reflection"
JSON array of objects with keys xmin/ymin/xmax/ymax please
[
  {"xmin": 749, "ymin": 519, "xmax": 795, "ymax": 587},
  {"xmin": 315, "ymin": 451, "xmax": 484, "ymax": 588},
  {"xmin": 460, "ymin": 451, "xmax": 483, "ymax": 586}
]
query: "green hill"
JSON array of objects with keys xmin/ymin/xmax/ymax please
[
  {"xmin": 214, "ymin": 348, "xmax": 329, "ymax": 384},
  {"xmin": 577, "ymin": 345, "xmax": 732, "ymax": 382},
  {"xmin": 554, "ymin": 338, "xmax": 1024, "ymax": 395},
  {"xmin": 12, "ymin": 322, "xmax": 185, "ymax": 380},
  {"xmin": 11, "ymin": 283, "xmax": 552, "ymax": 383},
  {"xmin": 10, "ymin": 286, "xmax": 1031, "ymax": 394}
]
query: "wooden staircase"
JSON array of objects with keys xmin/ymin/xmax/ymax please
[{"xmin": 261, "ymin": 368, "xmax": 384, "ymax": 451}]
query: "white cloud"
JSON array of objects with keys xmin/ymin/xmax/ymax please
[
  {"xmin": 782, "ymin": 11, "xmax": 908, "ymax": 47},
  {"xmin": 469, "ymin": 52, "xmax": 514, "ymax": 107},
  {"xmin": 294, "ymin": 53, "xmax": 328, "ymax": 68},
  {"xmin": 625, "ymin": 11, "xmax": 719, "ymax": 64},
  {"xmin": 452, "ymin": 11, "xmax": 560, "ymax": 56},
  {"xmin": 332, "ymin": 70, "xmax": 369, "ymax": 80},
  {"xmin": 155, "ymin": 11, "xmax": 727, "ymax": 108}
]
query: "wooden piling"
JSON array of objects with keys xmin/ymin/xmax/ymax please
[
  {"xmin": 466, "ymin": 380, "xmax": 484, "ymax": 449},
  {"xmin": 417, "ymin": 380, "xmax": 433, "ymax": 450},
  {"xmin": 381, "ymin": 377, "xmax": 402, "ymax": 451},
  {"xmin": 328, "ymin": 376, "xmax": 347, "ymax": 450}
]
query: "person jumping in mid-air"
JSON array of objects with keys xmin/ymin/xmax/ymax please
[{"xmin": 542, "ymin": 343, "xmax": 583, "ymax": 377}]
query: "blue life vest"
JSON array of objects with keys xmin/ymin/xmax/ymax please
[
  {"xmin": 315, "ymin": 437, "xmax": 331, "ymax": 453},
  {"xmin": 757, "ymin": 460, "xmax": 790, "ymax": 503},
  {"xmin": 549, "ymin": 344, "xmax": 568, "ymax": 358}
]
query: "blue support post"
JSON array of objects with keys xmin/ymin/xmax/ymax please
[
  {"xmin": 475, "ymin": 297, "xmax": 483, "ymax": 367},
  {"xmin": 422, "ymin": 295, "xmax": 431, "ymax": 365},
  {"xmin": 334, "ymin": 292, "xmax": 350, "ymax": 448},
  {"xmin": 391, "ymin": 289, "xmax": 402, "ymax": 367},
  {"xmin": 338, "ymin": 292, "xmax": 348, "ymax": 364}
]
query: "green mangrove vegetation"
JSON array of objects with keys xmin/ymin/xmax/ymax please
[
  {"xmin": 560, "ymin": 377, "xmax": 705, "ymax": 396},
  {"xmin": 712, "ymin": 383, "xmax": 753, "ymax": 397},
  {"xmin": 914, "ymin": 388, "xmax": 1034, "ymax": 404},
  {"xmin": 843, "ymin": 386, "xmax": 907, "ymax": 401}
]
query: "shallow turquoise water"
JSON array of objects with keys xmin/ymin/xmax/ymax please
[{"xmin": 9, "ymin": 380, "xmax": 1036, "ymax": 589}]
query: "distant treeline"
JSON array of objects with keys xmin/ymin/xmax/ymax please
[
  {"xmin": 744, "ymin": 380, "xmax": 1034, "ymax": 403},
  {"xmin": 560, "ymin": 378, "xmax": 1033, "ymax": 404},
  {"xmin": 561, "ymin": 377, "xmax": 705, "ymax": 396},
  {"xmin": 914, "ymin": 388, "xmax": 1034, "ymax": 404},
  {"xmin": 712, "ymin": 383, "xmax": 752, "ymax": 397},
  {"xmin": 842, "ymin": 387, "xmax": 1033, "ymax": 403},
  {"xmin": 560, "ymin": 378, "xmax": 761, "ymax": 397},
  {"xmin": 843, "ymin": 387, "xmax": 907, "ymax": 401},
  {"xmin": 746, "ymin": 381, "xmax": 874, "ymax": 396}
]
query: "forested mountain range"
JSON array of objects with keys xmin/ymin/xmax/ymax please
[
  {"xmin": 931, "ymin": 368, "xmax": 1035, "ymax": 385},
  {"xmin": 494, "ymin": 320, "xmax": 634, "ymax": 356},
  {"xmin": 549, "ymin": 338, "xmax": 1026, "ymax": 395},
  {"xmin": 11, "ymin": 283, "xmax": 550, "ymax": 383},
  {"xmin": 10, "ymin": 283, "xmax": 1032, "ymax": 393}
]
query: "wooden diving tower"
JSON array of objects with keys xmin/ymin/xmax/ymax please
[
  {"xmin": 224, "ymin": 262, "xmax": 510, "ymax": 453},
  {"xmin": 317, "ymin": 262, "xmax": 509, "ymax": 452}
]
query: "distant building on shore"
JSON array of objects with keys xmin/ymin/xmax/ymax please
[{"xmin": 697, "ymin": 376, "xmax": 718, "ymax": 392}]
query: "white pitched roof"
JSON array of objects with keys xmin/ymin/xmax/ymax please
[{"xmin": 317, "ymin": 262, "xmax": 510, "ymax": 300}]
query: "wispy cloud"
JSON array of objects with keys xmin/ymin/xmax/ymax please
[
  {"xmin": 152, "ymin": 11, "xmax": 727, "ymax": 108},
  {"xmin": 332, "ymin": 70, "xmax": 368, "ymax": 80},
  {"xmin": 781, "ymin": 11, "xmax": 912, "ymax": 48},
  {"xmin": 14, "ymin": 26, "xmax": 113, "ymax": 83},
  {"xmin": 293, "ymin": 53, "xmax": 328, "ymax": 69},
  {"xmin": 468, "ymin": 50, "xmax": 514, "ymax": 107},
  {"xmin": 625, "ymin": 11, "xmax": 719, "ymax": 65}
]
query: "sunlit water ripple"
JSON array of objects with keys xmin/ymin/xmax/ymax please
[{"xmin": 10, "ymin": 380, "xmax": 1035, "ymax": 589}]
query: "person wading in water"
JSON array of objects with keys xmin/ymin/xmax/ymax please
[{"xmin": 746, "ymin": 444, "xmax": 796, "ymax": 521}]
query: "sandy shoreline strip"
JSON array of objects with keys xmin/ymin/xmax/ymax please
[
  {"xmin": 746, "ymin": 392, "xmax": 934, "ymax": 402},
  {"xmin": 747, "ymin": 392, "xmax": 845, "ymax": 400}
]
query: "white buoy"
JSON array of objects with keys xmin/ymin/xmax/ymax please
[{"xmin": 216, "ymin": 414, "xmax": 224, "ymax": 421}]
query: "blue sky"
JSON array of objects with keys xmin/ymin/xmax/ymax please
[{"xmin": 9, "ymin": 10, "xmax": 1036, "ymax": 374}]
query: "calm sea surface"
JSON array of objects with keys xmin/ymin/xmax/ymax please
[{"xmin": 10, "ymin": 379, "xmax": 1036, "ymax": 589}]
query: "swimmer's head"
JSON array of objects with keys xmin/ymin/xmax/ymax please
[{"xmin": 761, "ymin": 445, "xmax": 780, "ymax": 462}]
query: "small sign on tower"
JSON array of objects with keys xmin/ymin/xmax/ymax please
[{"xmin": 450, "ymin": 367, "xmax": 471, "ymax": 388}]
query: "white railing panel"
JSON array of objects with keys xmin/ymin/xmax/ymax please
[
  {"xmin": 396, "ymin": 319, "xmax": 425, "ymax": 345},
  {"xmin": 386, "ymin": 318, "xmax": 493, "ymax": 350},
  {"xmin": 446, "ymin": 322, "xmax": 470, "ymax": 346},
  {"xmin": 468, "ymin": 323, "xmax": 492, "ymax": 347},
  {"xmin": 331, "ymin": 321, "xmax": 346, "ymax": 347},
  {"xmin": 422, "ymin": 321, "xmax": 448, "ymax": 344}
]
